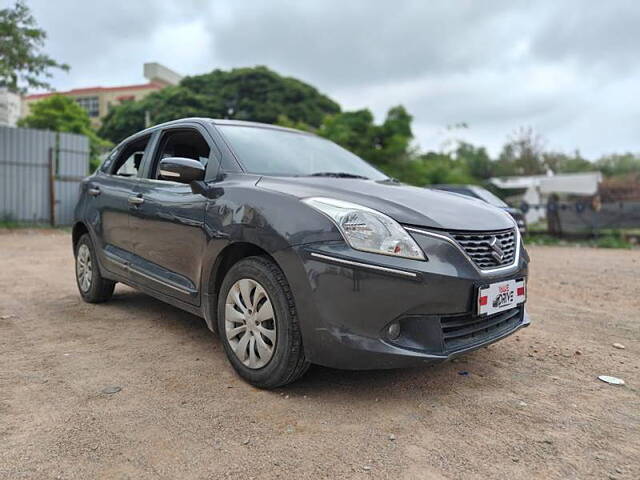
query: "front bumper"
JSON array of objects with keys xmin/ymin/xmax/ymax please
[{"xmin": 276, "ymin": 229, "xmax": 530, "ymax": 370}]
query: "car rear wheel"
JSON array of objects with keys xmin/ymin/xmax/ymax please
[
  {"xmin": 75, "ymin": 233, "xmax": 115, "ymax": 303},
  {"xmin": 217, "ymin": 256, "xmax": 309, "ymax": 388}
]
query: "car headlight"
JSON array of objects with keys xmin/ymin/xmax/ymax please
[{"xmin": 302, "ymin": 197, "xmax": 425, "ymax": 260}]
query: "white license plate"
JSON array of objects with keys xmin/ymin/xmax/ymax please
[{"xmin": 477, "ymin": 279, "xmax": 526, "ymax": 316}]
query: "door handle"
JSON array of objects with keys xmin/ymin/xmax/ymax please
[
  {"xmin": 128, "ymin": 195, "xmax": 144, "ymax": 206},
  {"xmin": 88, "ymin": 187, "xmax": 101, "ymax": 197}
]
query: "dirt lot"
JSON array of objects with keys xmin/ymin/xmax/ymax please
[{"xmin": 0, "ymin": 230, "xmax": 638, "ymax": 480}]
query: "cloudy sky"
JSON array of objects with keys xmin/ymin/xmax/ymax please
[{"xmin": 14, "ymin": 0, "xmax": 640, "ymax": 158}]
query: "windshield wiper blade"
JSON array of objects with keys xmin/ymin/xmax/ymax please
[
  {"xmin": 378, "ymin": 177, "xmax": 400, "ymax": 184},
  {"xmin": 309, "ymin": 172, "xmax": 369, "ymax": 179}
]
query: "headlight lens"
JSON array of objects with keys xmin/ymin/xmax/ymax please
[{"xmin": 302, "ymin": 197, "xmax": 425, "ymax": 260}]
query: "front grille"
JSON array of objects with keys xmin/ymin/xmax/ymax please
[
  {"xmin": 451, "ymin": 228, "xmax": 517, "ymax": 269},
  {"xmin": 441, "ymin": 307, "xmax": 522, "ymax": 352}
]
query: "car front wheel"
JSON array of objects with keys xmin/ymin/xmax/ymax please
[{"xmin": 217, "ymin": 256, "xmax": 309, "ymax": 388}]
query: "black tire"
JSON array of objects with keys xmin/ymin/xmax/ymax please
[
  {"xmin": 75, "ymin": 233, "xmax": 115, "ymax": 303},
  {"xmin": 217, "ymin": 256, "xmax": 310, "ymax": 389}
]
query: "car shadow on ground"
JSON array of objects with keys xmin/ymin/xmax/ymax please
[
  {"xmin": 99, "ymin": 287, "xmax": 498, "ymax": 399},
  {"xmin": 104, "ymin": 286, "xmax": 212, "ymax": 333}
]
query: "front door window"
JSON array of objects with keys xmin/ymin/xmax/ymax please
[{"xmin": 151, "ymin": 129, "xmax": 211, "ymax": 180}]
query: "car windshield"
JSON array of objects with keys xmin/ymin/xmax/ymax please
[
  {"xmin": 217, "ymin": 125, "xmax": 388, "ymax": 180},
  {"xmin": 470, "ymin": 186, "xmax": 508, "ymax": 207}
]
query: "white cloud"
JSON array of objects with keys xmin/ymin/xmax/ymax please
[{"xmin": 19, "ymin": 0, "xmax": 640, "ymax": 158}]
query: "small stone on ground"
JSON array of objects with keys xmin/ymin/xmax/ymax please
[{"xmin": 101, "ymin": 386, "xmax": 121, "ymax": 395}]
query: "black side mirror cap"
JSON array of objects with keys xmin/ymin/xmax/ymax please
[{"xmin": 158, "ymin": 157, "xmax": 205, "ymax": 183}]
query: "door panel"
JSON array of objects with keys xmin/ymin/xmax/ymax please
[
  {"xmin": 129, "ymin": 179, "xmax": 207, "ymax": 305},
  {"xmin": 90, "ymin": 174, "xmax": 138, "ymax": 278},
  {"xmin": 128, "ymin": 126, "xmax": 215, "ymax": 306},
  {"xmin": 92, "ymin": 133, "xmax": 154, "ymax": 278}
]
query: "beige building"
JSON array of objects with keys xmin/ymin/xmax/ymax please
[
  {"xmin": 22, "ymin": 63, "xmax": 182, "ymax": 128},
  {"xmin": 0, "ymin": 87, "xmax": 22, "ymax": 127}
]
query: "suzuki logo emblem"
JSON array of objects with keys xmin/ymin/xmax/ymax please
[{"xmin": 488, "ymin": 236, "xmax": 505, "ymax": 263}]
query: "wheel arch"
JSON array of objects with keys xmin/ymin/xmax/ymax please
[
  {"xmin": 72, "ymin": 221, "xmax": 89, "ymax": 252},
  {"xmin": 201, "ymin": 241, "xmax": 283, "ymax": 333}
]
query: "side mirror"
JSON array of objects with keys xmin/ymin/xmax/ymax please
[{"xmin": 158, "ymin": 157, "xmax": 205, "ymax": 183}]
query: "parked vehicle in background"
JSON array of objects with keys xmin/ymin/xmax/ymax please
[
  {"xmin": 429, "ymin": 184, "xmax": 527, "ymax": 235},
  {"xmin": 72, "ymin": 118, "xmax": 530, "ymax": 388}
]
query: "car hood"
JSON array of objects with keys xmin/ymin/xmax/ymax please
[{"xmin": 256, "ymin": 177, "xmax": 515, "ymax": 231}]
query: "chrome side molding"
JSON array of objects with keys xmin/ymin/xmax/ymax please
[{"xmin": 128, "ymin": 265, "xmax": 194, "ymax": 295}]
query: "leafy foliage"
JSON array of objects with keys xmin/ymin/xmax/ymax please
[
  {"xmin": 542, "ymin": 151, "xmax": 594, "ymax": 174},
  {"xmin": 99, "ymin": 66, "xmax": 340, "ymax": 143},
  {"xmin": 595, "ymin": 153, "xmax": 640, "ymax": 178},
  {"xmin": 182, "ymin": 67, "xmax": 340, "ymax": 126},
  {"xmin": 96, "ymin": 90, "xmax": 170, "ymax": 144},
  {"xmin": 495, "ymin": 126, "xmax": 546, "ymax": 176},
  {"xmin": 311, "ymin": 106, "xmax": 414, "ymax": 177},
  {"xmin": 89, "ymin": 63, "xmax": 640, "ymax": 186},
  {"xmin": 454, "ymin": 142, "xmax": 493, "ymax": 180},
  {"xmin": 18, "ymin": 94, "xmax": 110, "ymax": 171},
  {"xmin": 0, "ymin": 1, "xmax": 68, "ymax": 92}
]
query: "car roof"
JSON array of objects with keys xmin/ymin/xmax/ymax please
[
  {"xmin": 210, "ymin": 118, "xmax": 316, "ymax": 135},
  {"xmin": 117, "ymin": 117, "xmax": 316, "ymax": 147}
]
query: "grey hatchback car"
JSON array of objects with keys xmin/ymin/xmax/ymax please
[{"xmin": 73, "ymin": 118, "xmax": 530, "ymax": 388}]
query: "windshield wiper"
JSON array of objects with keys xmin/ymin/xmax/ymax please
[
  {"xmin": 309, "ymin": 172, "xmax": 369, "ymax": 179},
  {"xmin": 378, "ymin": 177, "xmax": 400, "ymax": 184}
]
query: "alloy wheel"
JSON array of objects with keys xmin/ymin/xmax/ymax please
[
  {"xmin": 76, "ymin": 244, "xmax": 93, "ymax": 292},
  {"xmin": 224, "ymin": 278, "xmax": 276, "ymax": 369}
]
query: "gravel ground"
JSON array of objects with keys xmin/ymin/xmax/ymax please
[{"xmin": 0, "ymin": 229, "xmax": 638, "ymax": 480}]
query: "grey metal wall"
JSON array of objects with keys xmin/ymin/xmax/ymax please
[
  {"xmin": 55, "ymin": 133, "xmax": 90, "ymax": 225},
  {"xmin": 0, "ymin": 126, "xmax": 89, "ymax": 225},
  {"xmin": 558, "ymin": 201, "xmax": 640, "ymax": 232}
]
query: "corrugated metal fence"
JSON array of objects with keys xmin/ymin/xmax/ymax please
[{"xmin": 0, "ymin": 126, "xmax": 89, "ymax": 225}]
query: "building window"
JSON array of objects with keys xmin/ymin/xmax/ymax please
[{"xmin": 75, "ymin": 96, "xmax": 100, "ymax": 117}]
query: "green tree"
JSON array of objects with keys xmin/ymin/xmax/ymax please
[
  {"xmin": 317, "ymin": 106, "xmax": 414, "ymax": 174},
  {"xmin": 278, "ymin": 106, "xmax": 416, "ymax": 182},
  {"xmin": 280, "ymin": 105, "xmax": 417, "ymax": 183},
  {"xmin": 181, "ymin": 66, "xmax": 339, "ymax": 126},
  {"xmin": 275, "ymin": 114, "xmax": 315, "ymax": 133},
  {"xmin": 99, "ymin": 66, "xmax": 340, "ymax": 143},
  {"xmin": 18, "ymin": 94, "xmax": 110, "ymax": 171},
  {"xmin": 97, "ymin": 86, "xmax": 209, "ymax": 143},
  {"xmin": 542, "ymin": 150, "xmax": 594, "ymax": 174},
  {"xmin": 455, "ymin": 142, "xmax": 494, "ymax": 180},
  {"xmin": 318, "ymin": 109, "xmax": 378, "ymax": 161},
  {"xmin": 415, "ymin": 151, "xmax": 475, "ymax": 185},
  {"xmin": 0, "ymin": 0, "xmax": 68, "ymax": 92},
  {"xmin": 595, "ymin": 153, "xmax": 640, "ymax": 177},
  {"xmin": 495, "ymin": 126, "xmax": 546, "ymax": 176},
  {"xmin": 95, "ymin": 97, "xmax": 149, "ymax": 145},
  {"xmin": 377, "ymin": 106, "xmax": 413, "ymax": 168}
]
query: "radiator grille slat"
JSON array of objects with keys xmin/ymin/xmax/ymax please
[{"xmin": 451, "ymin": 228, "xmax": 517, "ymax": 269}]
